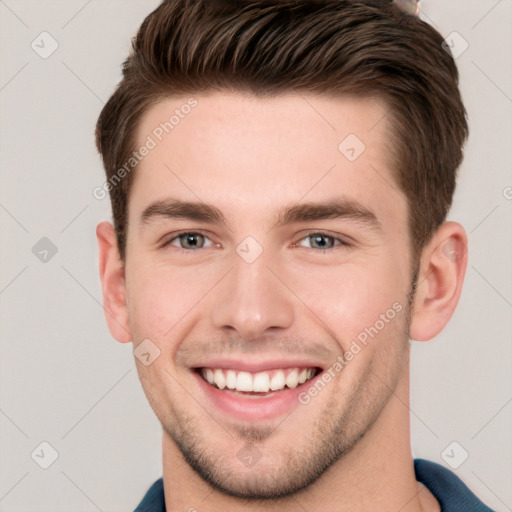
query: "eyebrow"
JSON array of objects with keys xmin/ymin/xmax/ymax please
[{"xmin": 140, "ymin": 198, "xmax": 381, "ymax": 231}]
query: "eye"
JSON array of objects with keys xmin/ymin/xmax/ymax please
[
  {"xmin": 161, "ymin": 231, "xmax": 350, "ymax": 252},
  {"xmin": 296, "ymin": 232, "xmax": 350, "ymax": 251},
  {"xmin": 163, "ymin": 231, "xmax": 215, "ymax": 251}
]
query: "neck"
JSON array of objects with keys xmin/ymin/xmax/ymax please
[{"xmin": 162, "ymin": 358, "xmax": 439, "ymax": 512}]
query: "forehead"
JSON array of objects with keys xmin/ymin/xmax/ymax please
[{"xmin": 130, "ymin": 91, "xmax": 406, "ymax": 231}]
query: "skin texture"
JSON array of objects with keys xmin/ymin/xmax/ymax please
[{"xmin": 97, "ymin": 92, "xmax": 467, "ymax": 511}]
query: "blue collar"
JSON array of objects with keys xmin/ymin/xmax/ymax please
[{"xmin": 133, "ymin": 458, "xmax": 495, "ymax": 511}]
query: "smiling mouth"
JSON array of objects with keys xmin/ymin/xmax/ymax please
[{"xmin": 196, "ymin": 367, "xmax": 321, "ymax": 395}]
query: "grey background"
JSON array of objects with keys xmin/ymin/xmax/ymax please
[{"xmin": 0, "ymin": 1, "xmax": 511, "ymax": 511}]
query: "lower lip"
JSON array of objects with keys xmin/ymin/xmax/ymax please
[{"xmin": 192, "ymin": 370, "xmax": 322, "ymax": 421}]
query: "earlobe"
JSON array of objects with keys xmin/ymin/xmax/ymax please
[
  {"xmin": 409, "ymin": 222, "xmax": 468, "ymax": 341},
  {"xmin": 96, "ymin": 221, "xmax": 132, "ymax": 343}
]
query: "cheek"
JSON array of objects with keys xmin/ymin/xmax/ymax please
[
  {"xmin": 289, "ymin": 259, "xmax": 408, "ymax": 351},
  {"xmin": 125, "ymin": 259, "xmax": 216, "ymax": 341}
]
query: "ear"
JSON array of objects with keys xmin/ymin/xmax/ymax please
[
  {"xmin": 409, "ymin": 221, "xmax": 468, "ymax": 341},
  {"xmin": 96, "ymin": 221, "xmax": 132, "ymax": 343}
]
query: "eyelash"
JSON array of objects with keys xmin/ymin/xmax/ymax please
[{"xmin": 161, "ymin": 230, "xmax": 351, "ymax": 253}]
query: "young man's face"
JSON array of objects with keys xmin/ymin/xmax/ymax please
[{"xmin": 123, "ymin": 92, "xmax": 415, "ymax": 497}]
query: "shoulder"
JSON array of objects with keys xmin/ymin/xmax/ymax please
[
  {"xmin": 133, "ymin": 477, "xmax": 165, "ymax": 512},
  {"xmin": 414, "ymin": 458, "xmax": 495, "ymax": 512}
]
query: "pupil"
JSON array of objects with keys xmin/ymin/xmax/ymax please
[{"xmin": 183, "ymin": 233, "xmax": 202, "ymax": 248}]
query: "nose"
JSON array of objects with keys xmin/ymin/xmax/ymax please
[{"xmin": 211, "ymin": 248, "xmax": 295, "ymax": 340}]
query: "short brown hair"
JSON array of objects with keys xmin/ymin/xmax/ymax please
[{"xmin": 95, "ymin": 0, "xmax": 469, "ymax": 261}]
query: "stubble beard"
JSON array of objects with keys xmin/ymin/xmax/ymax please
[{"xmin": 158, "ymin": 299, "xmax": 414, "ymax": 502}]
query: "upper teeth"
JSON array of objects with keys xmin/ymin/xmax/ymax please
[{"xmin": 201, "ymin": 367, "xmax": 317, "ymax": 393}]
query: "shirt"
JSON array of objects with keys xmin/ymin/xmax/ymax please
[{"xmin": 133, "ymin": 458, "xmax": 495, "ymax": 511}]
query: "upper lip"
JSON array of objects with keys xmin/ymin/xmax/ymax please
[{"xmin": 191, "ymin": 357, "xmax": 325, "ymax": 373}]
